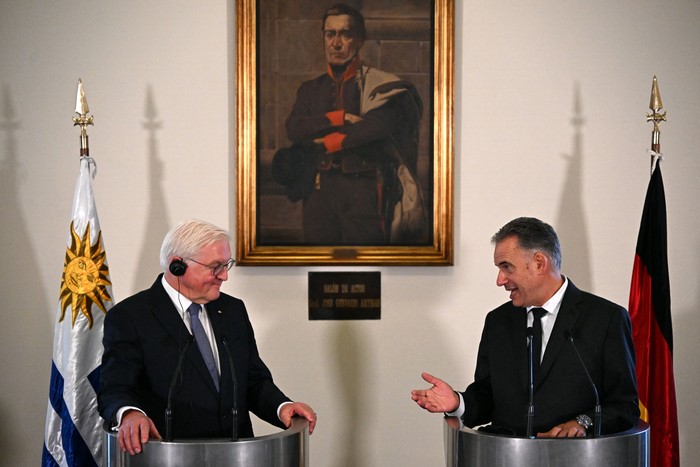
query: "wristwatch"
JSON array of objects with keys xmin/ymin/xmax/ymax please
[{"xmin": 575, "ymin": 414, "xmax": 593, "ymax": 431}]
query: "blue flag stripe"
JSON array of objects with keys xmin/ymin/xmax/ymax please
[
  {"xmin": 47, "ymin": 361, "xmax": 65, "ymax": 415},
  {"xmin": 44, "ymin": 361, "xmax": 99, "ymax": 467},
  {"xmin": 41, "ymin": 444, "xmax": 61, "ymax": 467}
]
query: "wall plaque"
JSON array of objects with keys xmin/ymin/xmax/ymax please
[{"xmin": 308, "ymin": 272, "xmax": 380, "ymax": 320}]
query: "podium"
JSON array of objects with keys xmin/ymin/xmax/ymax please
[
  {"xmin": 443, "ymin": 417, "xmax": 649, "ymax": 467},
  {"xmin": 104, "ymin": 418, "xmax": 309, "ymax": 467}
]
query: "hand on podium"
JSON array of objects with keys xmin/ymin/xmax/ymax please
[
  {"xmin": 280, "ymin": 401, "xmax": 317, "ymax": 434},
  {"xmin": 411, "ymin": 372, "xmax": 460, "ymax": 413},
  {"xmin": 537, "ymin": 419, "xmax": 586, "ymax": 438},
  {"xmin": 118, "ymin": 410, "xmax": 161, "ymax": 455}
]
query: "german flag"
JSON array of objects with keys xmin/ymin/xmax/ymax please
[{"xmin": 628, "ymin": 163, "xmax": 679, "ymax": 467}]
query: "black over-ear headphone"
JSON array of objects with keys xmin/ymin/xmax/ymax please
[{"xmin": 169, "ymin": 258, "xmax": 187, "ymax": 276}]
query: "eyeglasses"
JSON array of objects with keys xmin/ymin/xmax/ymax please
[{"xmin": 187, "ymin": 258, "xmax": 235, "ymax": 276}]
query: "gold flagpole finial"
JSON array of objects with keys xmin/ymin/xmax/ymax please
[
  {"xmin": 646, "ymin": 76, "xmax": 666, "ymax": 173},
  {"xmin": 646, "ymin": 76, "xmax": 666, "ymax": 151},
  {"xmin": 648, "ymin": 76, "xmax": 664, "ymax": 113},
  {"xmin": 72, "ymin": 79, "xmax": 94, "ymax": 158}
]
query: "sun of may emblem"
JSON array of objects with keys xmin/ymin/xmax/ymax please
[{"xmin": 59, "ymin": 221, "xmax": 113, "ymax": 328}]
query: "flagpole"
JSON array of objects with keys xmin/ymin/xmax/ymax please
[
  {"xmin": 43, "ymin": 79, "xmax": 113, "ymax": 467},
  {"xmin": 73, "ymin": 79, "xmax": 94, "ymax": 158},
  {"xmin": 646, "ymin": 76, "xmax": 666, "ymax": 174},
  {"xmin": 629, "ymin": 75, "xmax": 680, "ymax": 467}
]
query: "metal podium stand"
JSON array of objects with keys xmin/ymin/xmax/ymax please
[
  {"xmin": 444, "ymin": 417, "xmax": 649, "ymax": 467},
  {"xmin": 104, "ymin": 418, "xmax": 309, "ymax": 467}
]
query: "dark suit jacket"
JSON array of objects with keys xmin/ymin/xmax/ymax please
[
  {"xmin": 98, "ymin": 275, "xmax": 290, "ymax": 439},
  {"xmin": 461, "ymin": 280, "xmax": 639, "ymax": 436}
]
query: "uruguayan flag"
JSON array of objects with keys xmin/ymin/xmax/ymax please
[{"xmin": 42, "ymin": 155, "xmax": 113, "ymax": 466}]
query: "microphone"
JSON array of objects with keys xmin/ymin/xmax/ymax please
[
  {"xmin": 525, "ymin": 326, "xmax": 536, "ymax": 438},
  {"xmin": 564, "ymin": 330, "xmax": 602, "ymax": 437},
  {"xmin": 221, "ymin": 337, "xmax": 239, "ymax": 442},
  {"xmin": 165, "ymin": 336, "xmax": 194, "ymax": 442}
]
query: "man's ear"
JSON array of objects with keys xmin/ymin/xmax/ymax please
[{"xmin": 532, "ymin": 251, "xmax": 548, "ymax": 274}]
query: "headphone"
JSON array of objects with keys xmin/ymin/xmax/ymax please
[{"xmin": 169, "ymin": 258, "xmax": 187, "ymax": 276}]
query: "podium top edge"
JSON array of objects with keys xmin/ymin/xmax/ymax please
[
  {"xmin": 104, "ymin": 417, "xmax": 310, "ymax": 445},
  {"xmin": 443, "ymin": 417, "xmax": 650, "ymax": 440}
]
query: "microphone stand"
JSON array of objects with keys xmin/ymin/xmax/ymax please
[
  {"xmin": 594, "ymin": 403, "xmax": 602, "ymax": 438},
  {"xmin": 526, "ymin": 326, "xmax": 536, "ymax": 438},
  {"xmin": 222, "ymin": 338, "xmax": 239, "ymax": 441},
  {"xmin": 165, "ymin": 336, "xmax": 193, "ymax": 441},
  {"xmin": 565, "ymin": 331, "xmax": 602, "ymax": 437}
]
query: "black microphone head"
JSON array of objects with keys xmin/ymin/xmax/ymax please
[
  {"xmin": 527, "ymin": 326, "xmax": 534, "ymax": 338},
  {"xmin": 564, "ymin": 330, "xmax": 574, "ymax": 341}
]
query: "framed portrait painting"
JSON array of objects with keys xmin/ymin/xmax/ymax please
[{"xmin": 235, "ymin": 0, "xmax": 454, "ymax": 265}]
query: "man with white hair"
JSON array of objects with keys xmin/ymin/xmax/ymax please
[{"xmin": 99, "ymin": 219, "xmax": 316, "ymax": 455}]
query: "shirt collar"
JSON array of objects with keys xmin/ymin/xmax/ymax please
[
  {"xmin": 161, "ymin": 275, "xmax": 194, "ymax": 319},
  {"xmin": 327, "ymin": 55, "xmax": 361, "ymax": 82},
  {"xmin": 526, "ymin": 276, "xmax": 569, "ymax": 317}
]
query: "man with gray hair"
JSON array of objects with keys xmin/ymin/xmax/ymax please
[
  {"xmin": 99, "ymin": 219, "xmax": 316, "ymax": 455},
  {"xmin": 412, "ymin": 217, "xmax": 639, "ymax": 437}
]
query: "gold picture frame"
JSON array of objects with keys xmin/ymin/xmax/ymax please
[{"xmin": 235, "ymin": 0, "xmax": 454, "ymax": 265}]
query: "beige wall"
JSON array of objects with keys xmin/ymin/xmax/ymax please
[{"xmin": 1, "ymin": 1, "xmax": 699, "ymax": 465}]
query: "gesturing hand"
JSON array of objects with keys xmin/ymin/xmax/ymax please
[{"xmin": 410, "ymin": 372, "xmax": 460, "ymax": 413}]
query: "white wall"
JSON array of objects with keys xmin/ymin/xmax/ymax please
[{"xmin": 1, "ymin": 1, "xmax": 699, "ymax": 465}]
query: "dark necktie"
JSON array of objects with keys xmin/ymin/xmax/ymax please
[
  {"xmin": 187, "ymin": 303, "xmax": 219, "ymax": 391},
  {"xmin": 530, "ymin": 307, "xmax": 547, "ymax": 373}
]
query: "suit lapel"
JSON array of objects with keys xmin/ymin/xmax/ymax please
[
  {"xmin": 207, "ymin": 297, "xmax": 248, "ymax": 397},
  {"xmin": 206, "ymin": 299, "xmax": 225, "ymax": 342},
  {"xmin": 536, "ymin": 281, "xmax": 584, "ymax": 385},
  {"xmin": 148, "ymin": 277, "xmax": 190, "ymax": 346},
  {"xmin": 508, "ymin": 305, "xmax": 531, "ymax": 391},
  {"xmin": 208, "ymin": 297, "xmax": 246, "ymax": 350}
]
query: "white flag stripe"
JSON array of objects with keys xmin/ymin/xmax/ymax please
[
  {"xmin": 43, "ymin": 401, "xmax": 69, "ymax": 467},
  {"xmin": 53, "ymin": 300, "xmax": 103, "ymax": 387}
]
